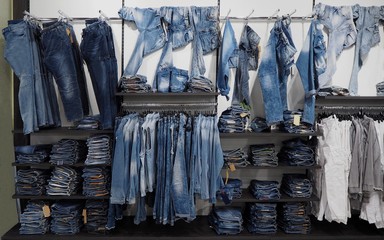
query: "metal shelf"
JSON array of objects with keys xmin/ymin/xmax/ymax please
[
  {"xmin": 12, "ymin": 194, "xmax": 110, "ymax": 200},
  {"xmin": 116, "ymin": 92, "xmax": 219, "ymax": 97},
  {"xmin": 224, "ymin": 163, "xmax": 321, "ymax": 170},
  {"xmin": 220, "ymin": 130, "xmax": 321, "ymax": 138},
  {"xmin": 12, "ymin": 162, "xmax": 110, "ymax": 168},
  {"xmin": 229, "ymin": 189, "xmax": 319, "ymax": 203},
  {"xmin": 13, "ymin": 127, "xmax": 113, "ymax": 134}
]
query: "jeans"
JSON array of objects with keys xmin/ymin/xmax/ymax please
[
  {"xmin": 281, "ymin": 174, "xmax": 313, "ymax": 198},
  {"xmin": 245, "ymin": 203, "xmax": 277, "ymax": 234},
  {"xmin": 74, "ymin": 115, "xmax": 100, "ymax": 130},
  {"xmin": 85, "ymin": 200, "xmax": 109, "ymax": 234},
  {"xmin": 217, "ymin": 178, "xmax": 243, "ymax": 204},
  {"xmin": 223, "ymin": 148, "xmax": 249, "ymax": 168},
  {"xmin": 209, "ymin": 207, "xmax": 243, "ymax": 235},
  {"xmin": 296, "ymin": 19, "xmax": 326, "ymax": 125},
  {"xmin": 278, "ymin": 202, "xmax": 311, "ymax": 234},
  {"xmin": 250, "ymin": 144, "xmax": 278, "ymax": 167},
  {"xmin": 278, "ymin": 138, "xmax": 315, "ymax": 166},
  {"xmin": 16, "ymin": 169, "xmax": 48, "ymax": 196},
  {"xmin": 187, "ymin": 75, "xmax": 214, "ymax": 93},
  {"xmin": 85, "ymin": 134, "xmax": 112, "ymax": 165},
  {"xmin": 50, "ymin": 201, "xmax": 83, "ymax": 235},
  {"xmin": 119, "ymin": 74, "xmax": 152, "ymax": 93},
  {"xmin": 40, "ymin": 20, "xmax": 90, "ymax": 122},
  {"xmin": 49, "ymin": 139, "xmax": 87, "ymax": 165},
  {"xmin": 280, "ymin": 110, "xmax": 315, "ymax": 134},
  {"xmin": 377, "ymin": 81, "xmax": 384, "ymax": 96},
  {"xmin": 82, "ymin": 167, "xmax": 110, "ymax": 197},
  {"xmin": 46, "ymin": 166, "xmax": 80, "ymax": 196},
  {"xmin": 250, "ymin": 117, "xmax": 270, "ymax": 133},
  {"xmin": 19, "ymin": 201, "xmax": 50, "ymax": 235},
  {"xmin": 218, "ymin": 105, "xmax": 249, "ymax": 133},
  {"xmin": 314, "ymin": 3, "xmax": 357, "ymax": 89},
  {"xmin": 105, "ymin": 203, "xmax": 123, "ymax": 230},
  {"xmin": 258, "ymin": 16, "xmax": 296, "ymax": 125},
  {"xmin": 15, "ymin": 144, "xmax": 51, "ymax": 164},
  {"xmin": 81, "ymin": 19, "xmax": 118, "ymax": 129},
  {"xmin": 232, "ymin": 25, "xmax": 260, "ymax": 108},
  {"xmin": 249, "ymin": 180, "xmax": 281, "ymax": 200},
  {"xmin": 119, "ymin": 7, "xmax": 166, "ymax": 77},
  {"xmin": 217, "ymin": 19, "xmax": 238, "ymax": 99}
]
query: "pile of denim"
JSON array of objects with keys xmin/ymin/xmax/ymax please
[
  {"xmin": 50, "ymin": 201, "xmax": 84, "ymax": 235},
  {"xmin": 46, "ymin": 166, "xmax": 81, "ymax": 196},
  {"xmin": 223, "ymin": 148, "xmax": 249, "ymax": 168},
  {"xmin": 217, "ymin": 178, "xmax": 243, "ymax": 204},
  {"xmin": 19, "ymin": 201, "xmax": 50, "ymax": 235},
  {"xmin": 119, "ymin": 75, "xmax": 152, "ymax": 93},
  {"xmin": 16, "ymin": 169, "xmax": 49, "ymax": 196},
  {"xmin": 218, "ymin": 105, "xmax": 249, "ymax": 133},
  {"xmin": 250, "ymin": 144, "xmax": 278, "ymax": 167},
  {"xmin": 73, "ymin": 115, "xmax": 100, "ymax": 130},
  {"xmin": 85, "ymin": 134, "xmax": 112, "ymax": 165},
  {"xmin": 85, "ymin": 200, "xmax": 109, "ymax": 234},
  {"xmin": 208, "ymin": 207, "xmax": 243, "ymax": 235},
  {"xmin": 15, "ymin": 144, "xmax": 52, "ymax": 164},
  {"xmin": 250, "ymin": 117, "xmax": 270, "ymax": 133},
  {"xmin": 82, "ymin": 167, "xmax": 110, "ymax": 197},
  {"xmin": 281, "ymin": 174, "xmax": 313, "ymax": 198},
  {"xmin": 278, "ymin": 138, "xmax": 315, "ymax": 166},
  {"xmin": 377, "ymin": 81, "xmax": 384, "ymax": 96},
  {"xmin": 49, "ymin": 139, "xmax": 87, "ymax": 165},
  {"xmin": 187, "ymin": 76, "xmax": 214, "ymax": 93},
  {"xmin": 280, "ymin": 110, "xmax": 315, "ymax": 134},
  {"xmin": 249, "ymin": 180, "xmax": 280, "ymax": 200},
  {"xmin": 245, "ymin": 203, "xmax": 277, "ymax": 234},
  {"xmin": 278, "ymin": 202, "xmax": 311, "ymax": 234}
]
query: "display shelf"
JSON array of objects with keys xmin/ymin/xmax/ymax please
[
  {"xmin": 12, "ymin": 162, "xmax": 111, "ymax": 168},
  {"xmin": 116, "ymin": 92, "xmax": 220, "ymax": 96},
  {"xmin": 13, "ymin": 127, "xmax": 114, "ymax": 134},
  {"xmin": 223, "ymin": 163, "xmax": 321, "ymax": 170},
  {"xmin": 228, "ymin": 189, "xmax": 319, "ymax": 203},
  {"xmin": 316, "ymin": 96, "xmax": 384, "ymax": 107},
  {"xmin": 12, "ymin": 194, "xmax": 110, "ymax": 200},
  {"xmin": 219, "ymin": 130, "xmax": 321, "ymax": 138}
]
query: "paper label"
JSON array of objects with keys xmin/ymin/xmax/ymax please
[
  {"xmin": 229, "ymin": 163, "xmax": 236, "ymax": 172},
  {"xmin": 293, "ymin": 114, "xmax": 301, "ymax": 126},
  {"xmin": 82, "ymin": 209, "xmax": 87, "ymax": 224},
  {"xmin": 42, "ymin": 205, "xmax": 50, "ymax": 218}
]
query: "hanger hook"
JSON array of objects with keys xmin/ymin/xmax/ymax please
[
  {"xmin": 224, "ymin": 9, "xmax": 231, "ymax": 20},
  {"xmin": 245, "ymin": 9, "xmax": 254, "ymax": 20},
  {"xmin": 268, "ymin": 9, "xmax": 280, "ymax": 20}
]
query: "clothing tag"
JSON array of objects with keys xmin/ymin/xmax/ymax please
[
  {"xmin": 229, "ymin": 163, "xmax": 236, "ymax": 172},
  {"xmin": 293, "ymin": 114, "xmax": 301, "ymax": 126},
  {"xmin": 239, "ymin": 112, "xmax": 248, "ymax": 118},
  {"xmin": 82, "ymin": 209, "xmax": 87, "ymax": 224},
  {"xmin": 66, "ymin": 27, "xmax": 73, "ymax": 43},
  {"xmin": 42, "ymin": 205, "xmax": 50, "ymax": 218}
]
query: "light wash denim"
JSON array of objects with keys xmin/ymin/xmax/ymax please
[
  {"xmin": 119, "ymin": 7, "xmax": 166, "ymax": 77},
  {"xmin": 217, "ymin": 19, "xmax": 238, "ymax": 99},
  {"xmin": 258, "ymin": 17, "xmax": 296, "ymax": 125},
  {"xmin": 296, "ymin": 19, "xmax": 326, "ymax": 125},
  {"xmin": 349, "ymin": 5, "xmax": 384, "ymax": 95},
  {"xmin": 314, "ymin": 3, "xmax": 357, "ymax": 89}
]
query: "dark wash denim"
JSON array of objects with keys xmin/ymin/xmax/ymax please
[
  {"xmin": 85, "ymin": 200, "xmax": 109, "ymax": 233},
  {"xmin": 209, "ymin": 207, "xmax": 243, "ymax": 235},
  {"xmin": 40, "ymin": 20, "xmax": 89, "ymax": 122},
  {"xmin": 81, "ymin": 19, "xmax": 118, "ymax": 129},
  {"xmin": 278, "ymin": 138, "xmax": 315, "ymax": 166},
  {"xmin": 278, "ymin": 202, "xmax": 311, "ymax": 234},
  {"xmin": 19, "ymin": 201, "xmax": 50, "ymax": 235},
  {"xmin": 249, "ymin": 180, "xmax": 281, "ymax": 200},
  {"xmin": 245, "ymin": 203, "xmax": 277, "ymax": 234},
  {"xmin": 50, "ymin": 201, "xmax": 83, "ymax": 235},
  {"xmin": 281, "ymin": 174, "xmax": 313, "ymax": 198},
  {"xmin": 15, "ymin": 144, "xmax": 51, "ymax": 164}
]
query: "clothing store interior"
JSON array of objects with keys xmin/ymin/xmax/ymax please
[{"xmin": 1, "ymin": 0, "xmax": 384, "ymax": 239}]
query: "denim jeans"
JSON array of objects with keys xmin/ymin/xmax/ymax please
[
  {"xmin": 249, "ymin": 180, "xmax": 281, "ymax": 200},
  {"xmin": 105, "ymin": 203, "xmax": 123, "ymax": 230},
  {"xmin": 16, "ymin": 169, "xmax": 48, "ymax": 196},
  {"xmin": 46, "ymin": 166, "xmax": 80, "ymax": 196},
  {"xmin": 81, "ymin": 19, "xmax": 118, "ymax": 129},
  {"xmin": 82, "ymin": 167, "xmax": 110, "ymax": 197},
  {"xmin": 278, "ymin": 202, "xmax": 311, "ymax": 234},
  {"xmin": 217, "ymin": 178, "xmax": 243, "ymax": 204},
  {"xmin": 280, "ymin": 110, "xmax": 315, "ymax": 134},
  {"xmin": 281, "ymin": 174, "xmax": 313, "ymax": 198},
  {"xmin": 15, "ymin": 144, "xmax": 51, "ymax": 164},
  {"xmin": 49, "ymin": 139, "xmax": 87, "ymax": 165},
  {"xmin": 218, "ymin": 105, "xmax": 249, "ymax": 133},
  {"xmin": 258, "ymin": 17, "xmax": 296, "ymax": 125},
  {"xmin": 85, "ymin": 200, "xmax": 108, "ymax": 233},
  {"xmin": 250, "ymin": 144, "xmax": 278, "ymax": 167},
  {"xmin": 314, "ymin": 3, "xmax": 357, "ymax": 89},
  {"xmin": 209, "ymin": 207, "xmax": 243, "ymax": 235},
  {"xmin": 50, "ymin": 201, "xmax": 83, "ymax": 235},
  {"xmin": 245, "ymin": 203, "xmax": 277, "ymax": 234},
  {"xmin": 223, "ymin": 148, "xmax": 249, "ymax": 168},
  {"xmin": 19, "ymin": 201, "xmax": 50, "ymax": 235},
  {"xmin": 377, "ymin": 81, "xmax": 384, "ymax": 96},
  {"xmin": 296, "ymin": 19, "xmax": 326, "ymax": 125},
  {"xmin": 278, "ymin": 138, "xmax": 315, "ymax": 166},
  {"xmin": 119, "ymin": 74, "xmax": 152, "ymax": 93},
  {"xmin": 217, "ymin": 19, "xmax": 238, "ymax": 99},
  {"xmin": 85, "ymin": 134, "xmax": 112, "ymax": 165},
  {"xmin": 119, "ymin": 7, "xmax": 166, "ymax": 77},
  {"xmin": 40, "ymin": 20, "xmax": 90, "ymax": 122},
  {"xmin": 250, "ymin": 117, "xmax": 270, "ymax": 133},
  {"xmin": 187, "ymin": 75, "xmax": 214, "ymax": 93}
]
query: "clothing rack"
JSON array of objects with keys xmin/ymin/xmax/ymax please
[
  {"xmin": 219, "ymin": 16, "xmax": 313, "ymax": 22},
  {"xmin": 317, "ymin": 106, "xmax": 384, "ymax": 111}
]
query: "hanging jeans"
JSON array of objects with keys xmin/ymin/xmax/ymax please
[
  {"xmin": 81, "ymin": 19, "xmax": 118, "ymax": 129},
  {"xmin": 258, "ymin": 17, "xmax": 296, "ymax": 125}
]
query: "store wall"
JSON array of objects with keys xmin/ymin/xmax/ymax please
[{"xmin": 0, "ymin": 0, "xmax": 18, "ymax": 236}]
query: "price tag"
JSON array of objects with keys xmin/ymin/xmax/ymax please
[
  {"xmin": 42, "ymin": 205, "xmax": 50, "ymax": 218},
  {"xmin": 82, "ymin": 209, "xmax": 87, "ymax": 224},
  {"xmin": 229, "ymin": 163, "xmax": 236, "ymax": 172},
  {"xmin": 293, "ymin": 114, "xmax": 301, "ymax": 126},
  {"xmin": 240, "ymin": 112, "xmax": 248, "ymax": 118}
]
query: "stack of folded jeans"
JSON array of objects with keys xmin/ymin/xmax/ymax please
[
  {"xmin": 50, "ymin": 201, "xmax": 84, "ymax": 235},
  {"xmin": 249, "ymin": 180, "xmax": 280, "ymax": 200},
  {"xmin": 245, "ymin": 203, "xmax": 277, "ymax": 234},
  {"xmin": 376, "ymin": 81, "xmax": 384, "ymax": 96},
  {"xmin": 82, "ymin": 167, "xmax": 110, "ymax": 197},
  {"xmin": 85, "ymin": 134, "xmax": 112, "ymax": 165},
  {"xmin": 49, "ymin": 139, "xmax": 87, "ymax": 165},
  {"xmin": 217, "ymin": 178, "xmax": 243, "ymax": 204},
  {"xmin": 223, "ymin": 148, "xmax": 249, "ymax": 168},
  {"xmin": 187, "ymin": 76, "xmax": 214, "ymax": 92},
  {"xmin": 19, "ymin": 201, "xmax": 50, "ymax": 235},
  {"xmin": 278, "ymin": 138, "xmax": 315, "ymax": 166},
  {"xmin": 74, "ymin": 115, "xmax": 100, "ymax": 130},
  {"xmin": 46, "ymin": 166, "xmax": 80, "ymax": 196},
  {"xmin": 250, "ymin": 117, "xmax": 270, "ymax": 133},
  {"xmin": 16, "ymin": 169, "xmax": 49, "ymax": 196},
  {"xmin": 119, "ymin": 74, "xmax": 152, "ymax": 93},
  {"xmin": 85, "ymin": 200, "xmax": 109, "ymax": 234},
  {"xmin": 280, "ymin": 110, "xmax": 315, "ymax": 134},
  {"xmin": 218, "ymin": 105, "xmax": 249, "ymax": 133},
  {"xmin": 208, "ymin": 207, "xmax": 243, "ymax": 235},
  {"xmin": 281, "ymin": 174, "xmax": 313, "ymax": 198},
  {"xmin": 250, "ymin": 144, "xmax": 278, "ymax": 167},
  {"xmin": 278, "ymin": 202, "xmax": 311, "ymax": 234},
  {"xmin": 15, "ymin": 144, "xmax": 52, "ymax": 164}
]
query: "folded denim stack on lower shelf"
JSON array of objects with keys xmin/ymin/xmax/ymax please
[
  {"xmin": 46, "ymin": 166, "xmax": 81, "ymax": 196},
  {"xmin": 208, "ymin": 207, "xmax": 243, "ymax": 235},
  {"xmin": 119, "ymin": 75, "xmax": 152, "ymax": 93},
  {"xmin": 245, "ymin": 203, "xmax": 277, "ymax": 234},
  {"xmin": 85, "ymin": 200, "xmax": 109, "ymax": 234},
  {"xmin": 249, "ymin": 180, "xmax": 280, "ymax": 200},
  {"xmin": 19, "ymin": 201, "xmax": 50, "ymax": 235},
  {"xmin": 217, "ymin": 178, "xmax": 243, "ymax": 204},
  {"xmin": 16, "ymin": 169, "xmax": 49, "ymax": 196},
  {"xmin": 187, "ymin": 76, "xmax": 214, "ymax": 92},
  {"xmin": 223, "ymin": 148, "xmax": 249, "ymax": 168},
  {"xmin": 74, "ymin": 115, "xmax": 101, "ymax": 130},
  {"xmin": 281, "ymin": 174, "xmax": 313, "ymax": 198},
  {"xmin": 280, "ymin": 110, "xmax": 315, "ymax": 134},
  {"xmin": 15, "ymin": 144, "xmax": 52, "ymax": 164},
  {"xmin": 85, "ymin": 134, "xmax": 112, "ymax": 165},
  {"xmin": 50, "ymin": 201, "xmax": 84, "ymax": 235},
  {"xmin": 278, "ymin": 202, "xmax": 311, "ymax": 234},
  {"xmin": 218, "ymin": 105, "xmax": 249, "ymax": 133},
  {"xmin": 82, "ymin": 167, "xmax": 110, "ymax": 197},
  {"xmin": 377, "ymin": 81, "xmax": 384, "ymax": 96},
  {"xmin": 278, "ymin": 138, "xmax": 315, "ymax": 166},
  {"xmin": 49, "ymin": 139, "xmax": 87, "ymax": 165},
  {"xmin": 250, "ymin": 144, "xmax": 278, "ymax": 167}
]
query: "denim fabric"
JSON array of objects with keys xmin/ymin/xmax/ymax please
[
  {"xmin": 119, "ymin": 7, "xmax": 166, "ymax": 77},
  {"xmin": 278, "ymin": 202, "xmax": 311, "ymax": 234},
  {"xmin": 280, "ymin": 110, "xmax": 315, "ymax": 134},
  {"xmin": 349, "ymin": 5, "xmax": 384, "ymax": 95},
  {"xmin": 223, "ymin": 148, "xmax": 249, "ymax": 168},
  {"xmin": 250, "ymin": 144, "xmax": 278, "ymax": 167},
  {"xmin": 249, "ymin": 180, "xmax": 281, "ymax": 200},
  {"xmin": 16, "ymin": 169, "xmax": 48, "ymax": 196},
  {"xmin": 105, "ymin": 203, "xmax": 123, "ymax": 230},
  {"xmin": 232, "ymin": 25, "xmax": 260, "ymax": 108},
  {"xmin": 314, "ymin": 3, "xmax": 357, "ymax": 89},
  {"xmin": 15, "ymin": 144, "xmax": 51, "ymax": 164},
  {"xmin": 81, "ymin": 19, "xmax": 118, "ymax": 129},
  {"xmin": 119, "ymin": 74, "xmax": 152, "ymax": 93},
  {"xmin": 258, "ymin": 17, "xmax": 296, "ymax": 125},
  {"xmin": 296, "ymin": 19, "xmax": 326, "ymax": 125},
  {"xmin": 245, "ymin": 203, "xmax": 277, "ymax": 234},
  {"xmin": 218, "ymin": 104, "xmax": 249, "ymax": 133},
  {"xmin": 49, "ymin": 139, "xmax": 87, "ymax": 165},
  {"xmin": 250, "ymin": 117, "xmax": 270, "ymax": 133},
  {"xmin": 377, "ymin": 81, "xmax": 384, "ymax": 96},
  {"xmin": 278, "ymin": 138, "xmax": 315, "ymax": 166},
  {"xmin": 50, "ymin": 201, "xmax": 83, "ymax": 235},
  {"xmin": 82, "ymin": 167, "xmax": 110, "ymax": 197},
  {"xmin": 217, "ymin": 19, "xmax": 238, "ymax": 99},
  {"xmin": 85, "ymin": 200, "xmax": 109, "ymax": 234},
  {"xmin": 41, "ymin": 20, "xmax": 90, "ymax": 121},
  {"xmin": 187, "ymin": 75, "xmax": 214, "ymax": 92},
  {"xmin": 209, "ymin": 207, "xmax": 243, "ymax": 235},
  {"xmin": 281, "ymin": 174, "xmax": 313, "ymax": 198},
  {"xmin": 46, "ymin": 166, "xmax": 81, "ymax": 196},
  {"xmin": 217, "ymin": 178, "xmax": 243, "ymax": 204},
  {"xmin": 85, "ymin": 134, "xmax": 112, "ymax": 165},
  {"xmin": 19, "ymin": 201, "xmax": 50, "ymax": 235},
  {"xmin": 74, "ymin": 115, "xmax": 101, "ymax": 130}
]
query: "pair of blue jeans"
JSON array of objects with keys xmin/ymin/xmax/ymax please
[
  {"xmin": 49, "ymin": 139, "xmax": 87, "ymax": 165},
  {"xmin": 250, "ymin": 144, "xmax": 278, "ymax": 167},
  {"xmin": 46, "ymin": 166, "xmax": 80, "ymax": 196},
  {"xmin": 81, "ymin": 19, "xmax": 118, "ymax": 129},
  {"xmin": 16, "ymin": 169, "xmax": 48, "ymax": 196},
  {"xmin": 209, "ymin": 207, "xmax": 243, "ymax": 235},
  {"xmin": 82, "ymin": 167, "xmax": 110, "ymax": 197},
  {"xmin": 245, "ymin": 203, "xmax": 277, "ymax": 234},
  {"xmin": 281, "ymin": 174, "xmax": 313, "ymax": 198},
  {"xmin": 249, "ymin": 180, "xmax": 281, "ymax": 200},
  {"xmin": 85, "ymin": 200, "xmax": 109, "ymax": 234},
  {"xmin": 278, "ymin": 202, "xmax": 311, "ymax": 234},
  {"xmin": 278, "ymin": 138, "xmax": 315, "ymax": 166},
  {"xmin": 50, "ymin": 201, "xmax": 84, "ymax": 235},
  {"xmin": 85, "ymin": 134, "xmax": 112, "ymax": 165},
  {"xmin": 223, "ymin": 148, "xmax": 249, "ymax": 168},
  {"xmin": 15, "ymin": 144, "xmax": 51, "ymax": 164},
  {"xmin": 19, "ymin": 201, "xmax": 50, "ymax": 235}
]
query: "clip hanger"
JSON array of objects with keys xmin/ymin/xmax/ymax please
[
  {"xmin": 58, "ymin": 10, "xmax": 73, "ymax": 21},
  {"xmin": 285, "ymin": 9, "xmax": 297, "ymax": 18},
  {"xmin": 99, "ymin": 10, "xmax": 109, "ymax": 21},
  {"xmin": 224, "ymin": 9, "xmax": 231, "ymax": 20},
  {"xmin": 23, "ymin": 10, "xmax": 41, "ymax": 21}
]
